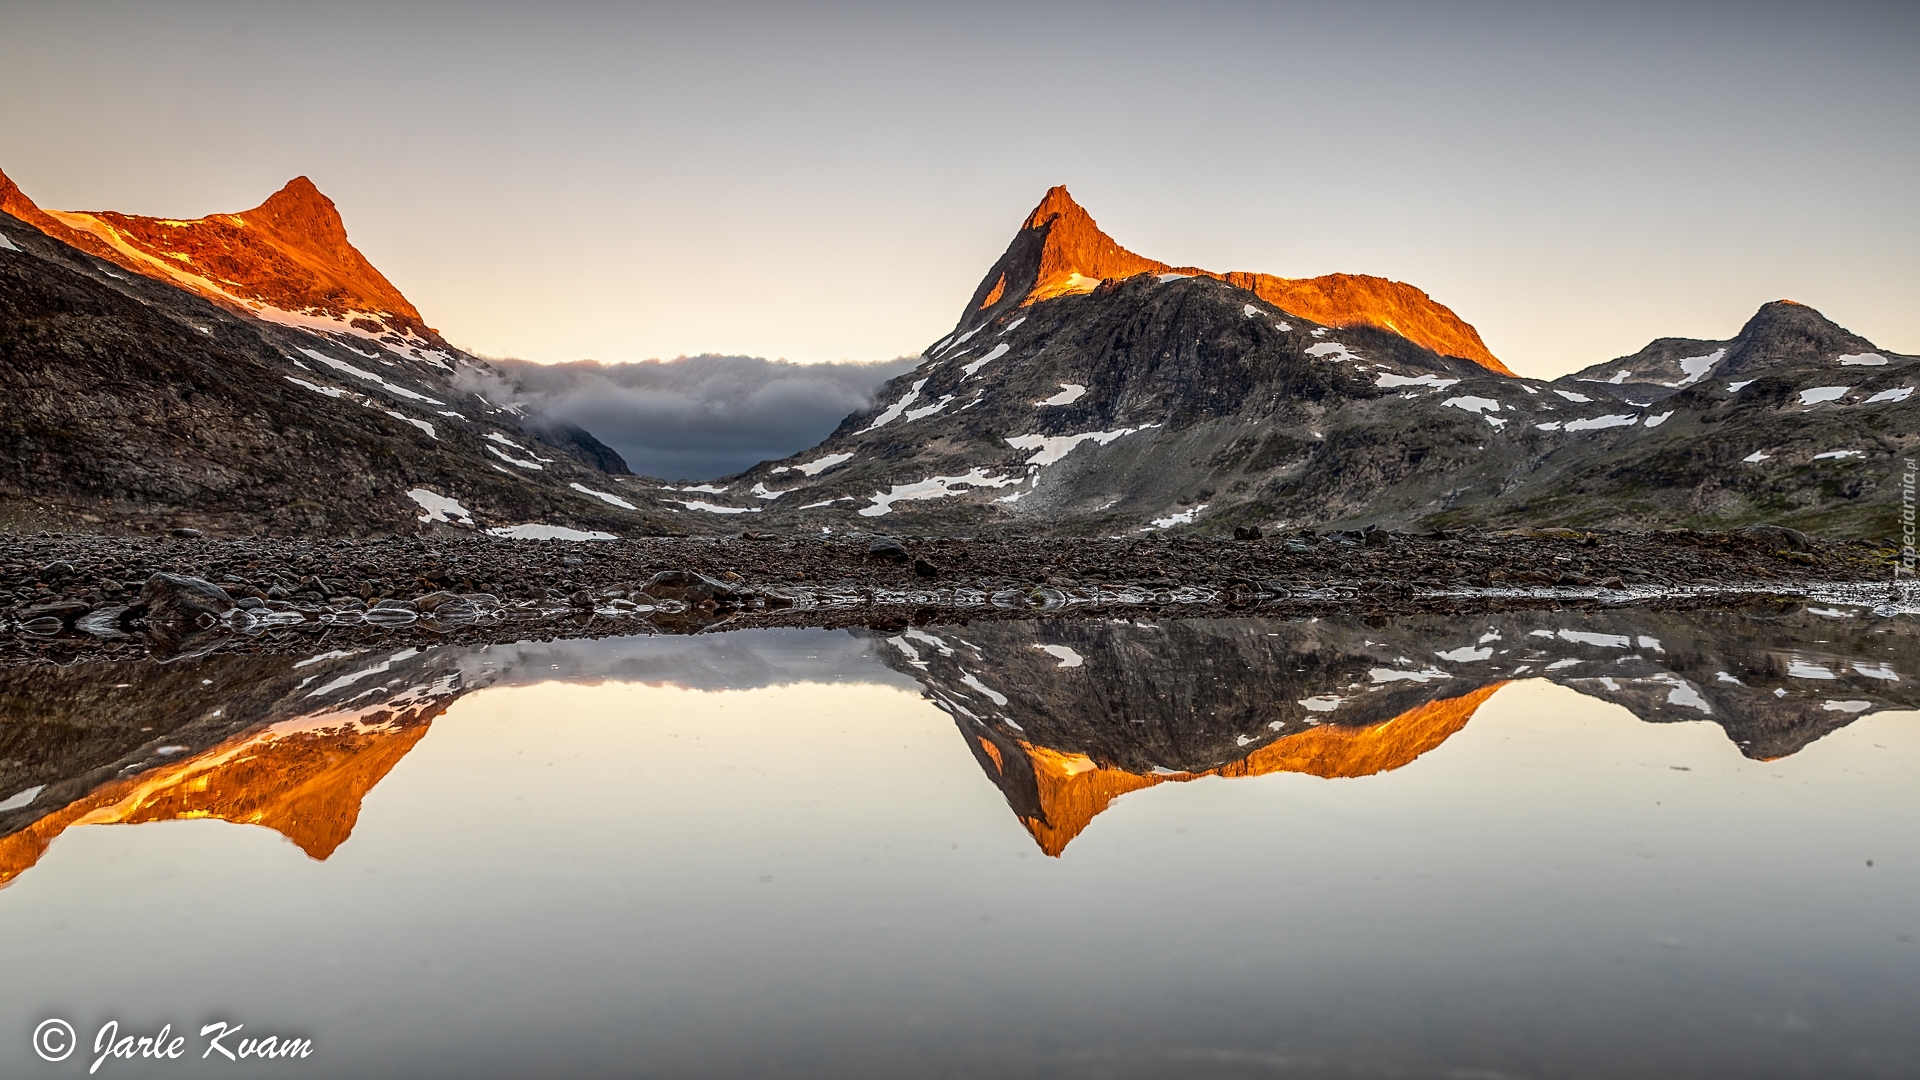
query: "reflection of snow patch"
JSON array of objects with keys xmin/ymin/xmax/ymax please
[
  {"xmin": 1865, "ymin": 387, "xmax": 1913, "ymax": 404},
  {"xmin": 1786, "ymin": 658, "xmax": 1837, "ymax": 680},
  {"xmin": 1435, "ymin": 646, "xmax": 1493, "ymax": 661},
  {"xmin": 1644, "ymin": 411, "xmax": 1673, "ymax": 427},
  {"xmin": 1442, "ymin": 396, "xmax": 1501, "ymax": 414},
  {"xmin": 1798, "ymin": 386, "xmax": 1848, "ymax": 405},
  {"xmin": 1837, "ymin": 353, "xmax": 1887, "ymax": 366},
  {"xmin": 1822, "ymin": 700, "xmax": 1872, "ymax": 713},
  {"xmin": 958, "ymin": 671, "xmax": 1009, "ymax": 706},
  {"xmin": 1559, "ymin": 630, "xmax": 1631, "ymax": 648},
  {"xmin": 1851, "ymin": 662, "xmax": 1898, "ymax": 681},
  {"xmin": 1298, "ymin": 695, "xmax": 1345, "ymax": 712},
  {"xmin": 1038, "ymin": 383, "xmax": 1087, "ymax": 407},
  {"xmin": 1035, "ymin": 644, "xmax": 1084, "ymax": 669},
  {"xmin": 1812, "ymin": 450, "xmax": 1864, "ymax": 460},
  {"xmin": 1370, "ymin": 667, "xmax": 1451, "ymax": 684},
  {"xmin": 1649, "ymin": 673, "xmax": 1712, "ymax": 714},
  {"xmin": 1555, "ymin": 390, "xmax": 1592, "ymax": 403},
  {"xmin": 0, "ymin": 785, "xmax": 45, "ymax": 811},
  {"xmin": 676, "ymin": 501, "xmax": 760, "ymax": 515}
]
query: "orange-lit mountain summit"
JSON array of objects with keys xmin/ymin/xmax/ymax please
[
  {"xmin": 0, "ymin": 169, "xmax": 445, "ymax": 353},
  {"xmin": 967, "ymin": 186, "xmax": 1513, "ymax": 374}
]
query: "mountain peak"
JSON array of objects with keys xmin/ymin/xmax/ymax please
[
  {"xmin": 247, "ymin": 176, "xmax": 351, "ymax": 251},
  {"xmin": 0, "ymin": 166, "xmax": 437, "ymax": 343},
  {"xmin": 962, "ymin": 187, "xmax": 1510, "ymax": 374}
]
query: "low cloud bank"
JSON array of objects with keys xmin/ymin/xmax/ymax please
[{"xmin": 459, "ymin": 354, "xmax": 919, "ymax": 481}]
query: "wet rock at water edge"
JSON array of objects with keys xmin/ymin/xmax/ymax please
[
  {"xmin": 137, "ymin": 572, "xmax": 237, "ymax": 659},
  {"xmin": 638, "ymin": 571, "xmax": 744, "ymax": 607}
]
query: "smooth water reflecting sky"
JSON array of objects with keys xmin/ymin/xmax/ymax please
[{"xmin": 2, "ymin": 623, "xmax": 1917, "ymax": 1078}]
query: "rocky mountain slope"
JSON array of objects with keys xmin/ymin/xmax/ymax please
[
  {"xmin": 690, "ymin": 190, "xmax": 1913, "ymax": 538},
  {"xmin": 0, "ymin": 168, "xmax": 687, "ymax": 538}
]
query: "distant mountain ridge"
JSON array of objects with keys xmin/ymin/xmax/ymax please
[{"xmin": 681, "ymin": 189, "xmax": 1916, "ymax": 538}]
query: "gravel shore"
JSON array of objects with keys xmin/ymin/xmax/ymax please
[{"xmin": 1, "ymin": 526, "xmax": 1904, "ymax": 666}]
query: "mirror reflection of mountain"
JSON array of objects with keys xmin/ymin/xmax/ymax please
[
  {"xmin": 862, "ymin": 608, "xmax": 1916, "ymax": 855},
  {"xmin": 0, "ymin": 631, "xmax": 907, "ymax": 888},
  {"xmin": 0, "ymin": 609, "xmax": 1910, "ymax": 884}
]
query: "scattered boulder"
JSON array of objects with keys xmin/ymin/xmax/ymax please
[
  {"xmin": 867, "ymin": 536, "xmax": 910, "ymax": 563},
  {"xmin": 1734, "ymin": 524, "xmax": 1812, "ymax": 552},
  {"xmin": 638, "ymin": 570, "xmax": 743, "ymax": 607},
  {"xmin": 136, "ymin": 572, "xmax": 235, "ymax": 659},
  {"xmin": 139, "ymin": 573, "xmax": 235, "ymax": 629}
]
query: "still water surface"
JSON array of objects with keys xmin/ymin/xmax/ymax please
[{"xmin": 1, "ymin": 609, "xmax": 1916, "ymax": 1078}]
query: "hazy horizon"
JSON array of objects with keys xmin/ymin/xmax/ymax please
[{"xmin": 2, "ymin": 0, "xmax": 1915, "ymax": 379}]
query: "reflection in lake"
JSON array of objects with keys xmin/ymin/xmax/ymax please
[{"xmin": 1, "ymin": 604, "xmax": 1916, "ymax": 1078}]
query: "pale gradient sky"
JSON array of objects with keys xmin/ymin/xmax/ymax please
[{"xmin": 2, "ymin": 0, "xmax": 1915, "ymax": 378}]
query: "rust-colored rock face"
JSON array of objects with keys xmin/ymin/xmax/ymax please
[
  {"xmin": 1012, "ymin": 683, "xmax": 1508, "ymax": 857},
  {"xmin": 967, "ymin": 185, "xmax": 1511, "ymax": 374},
  {"xmin": 1, "ymin": 169, "xmax": 438, "ymax": 344}
]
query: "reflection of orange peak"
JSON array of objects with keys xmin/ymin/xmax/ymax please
[
  {"xmin": 969, "ymin": 185, "xmax": 1511, "ymax": 375},
  {"xmin": 0, "ymin": 714, "xmax": 434, "ymax": 889},
  {"xmin": 0, "ymin": 166, "xmax": 435, "ymax": 341},
  {"xmin": 1016, "ymin": 683, "xmax": 1507, "ymax": 857}
]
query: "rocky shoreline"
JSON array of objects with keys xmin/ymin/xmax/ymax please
[{"xmin": 0, "ymin": 526, "xmax": 1907, "ymax": 666}]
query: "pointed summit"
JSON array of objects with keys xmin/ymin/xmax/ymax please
[
  {"xmin": 961, "ymin": 186, "xmax": 1511, "ymax": 374},
  {"xmin": 248, "ymin": 175, "xmax": 353, "ymax": 254},
  {"xmin": 7, "ymin": 172, "xmax": 439, "ymax": 344}
]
